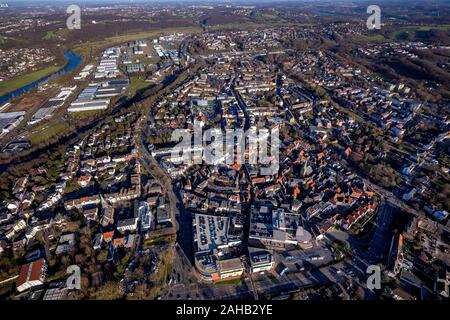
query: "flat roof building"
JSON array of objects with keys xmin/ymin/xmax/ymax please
[
  {"xmin": 249, "ymin": 204, "xmax": 306, "ymax": 249},
  {"xmin": 0, "ymin": 111, "xmax": 25, "ymax": 135},
  {"xmin": 68, "ymin": 99, "xmax": 110, "ymax": 112},
  {"xmin": 217, "ymin": 257, "xmax": 244, "ymax": 280},
  {"xmin": 249, "ymin": 247, "xmax": 275, "ymax": 273}
]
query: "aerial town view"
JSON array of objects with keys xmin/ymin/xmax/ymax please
[{"xmin": 0, "ymin": 0, "xmax": 449, "ymax": 308}]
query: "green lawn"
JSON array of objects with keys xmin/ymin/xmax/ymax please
[
  {"xmin": 28, "ymin": 120, "xmax": 69, "ymax": 145},
  {"xmin": 209, "ymin": 21, "xmax": 268, "ymax": 31},
  {"xmin": 129, "ymin": 76, "xmax": 152, "ymax": 94},
  {"xmin": 0, "ymin": 65, "xmax": 61, "ymax": 96},
  {"xmin": 68, "ymin": 110, "xmax": 104, "ymax": 119},
  {"xmin": 73, "ymin": 26, "xmax": 202, "ymax": 58},
  {"xmin": 332, "ymin": 102, "xmax": 365, "ymax": 123},
  {"xmin": 392, "ymin": 25, "xmax": 450, "ymax": 40},
  {"xmin": 42, "ymin": 31, "xmax": 59, "ymax": 41},
  {"xmin": 208, "ymin": 20, "xmax": 311, "ymax": 32},
  {"xmin": 355, "ymin": 34, "xmax": 386, "ymax": 43},
  {"xmin": 212, "ymin": 278, "xmax": 242, "ymax": 286}
]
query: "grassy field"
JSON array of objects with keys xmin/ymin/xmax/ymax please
[
  {"xmin": 396, "ymin": 25, "xmax": 450, "ymax": 33},
  {"xmin": 73, "ymin": 26, "xmax": 202, "ymax": 58},
  {"xmin": 129, "ymin": 76, "xmax": 152, "ymax": 94},
  {"xmin": 68, "ymin": 109, "xmax": 105, "ymax": 119},
  {"xmin": 209, "ymin": 21, "xmax": 263, "ymax": 31},
  {"xmin": 0, "ymin": 65, "xmax": 61, "ymax": 96},
  {"xmin": 142, "ymin": 235, "xmax": 175, "ymax": 249},
  {"xmin": 211, "ymin": 278, "xmax": 242, "ymax": 286},
  {"xmin": 355, "ymin": 34, "xmax": 386, "ymax": 43},
  {"xmin": 392, "ymin": 24, "xmax": 450, "ymax": 40},
  {"xmin": 28, "ymin": 120, "xmax": 69, "ymax": 145},
  {"xmin": 208, "ymin": 21, "xmax": 277, "ymax": 31},
  {"xmin": 332, "ymin": 101, "xmax": 365, "ymax": 123},
  {"xmin": 209, "ymin": 20, "xmax": 307, "ymax": 32},
  {"xmin": 42, "ymin": 31, "xmax": 60, "ymax": 41}
]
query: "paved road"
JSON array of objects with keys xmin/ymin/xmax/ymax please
[
  {"xmin": 325, "ymin": 199, "xmax": 398, "ymax": 299},
  {"xmin": 0, "ymin": 275, "xmax": 18, "ymax": 285},
  {"xmin": 135, "ymin": 60, "xmax": 201, "ymax": 263},
  {"xmin": 339, "ymin": 158, "xmax": 420, "ymax": 217},
  {"xmin": 162, "ymin": 259, "xmax": 350, "ymax": 300},
  {"xmin": 361, "ymin": 200, "xmax": 396, "ymax": 265},
  {"xmin": 133, "ymin": 46, "xmax": 417, "ymax": 300}
]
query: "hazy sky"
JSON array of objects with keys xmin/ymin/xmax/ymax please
[{"xmin": 2, "ymin": 0, "xmax": 445, "ymax": 5}]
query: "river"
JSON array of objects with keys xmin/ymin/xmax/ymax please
[{"xmin": 0, "ymin": 50, "xmax": 82, "ymax": 105}]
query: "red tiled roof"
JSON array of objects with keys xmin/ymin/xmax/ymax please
[
  {"xmin": 16, "ymin": 258, "xmax": 45, "ymax": 288},
  {"xmin": 113, "ymin": 237, "xmax": 125, "ymax": 248},
  {"xmin": 103, "ymin": 231, "xmax": 114, "ymax": 241}
]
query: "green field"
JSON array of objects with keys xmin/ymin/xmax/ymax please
[
  {"xmin": 392, "ymin": 24, "xmax": 450, "ymax": 40},
  {"xmin": 68, "ymin": 109, "xmax": 105, "ymax": 119},
  {"xmin": 355, "ymin": 34, "xmax": 386, "ymax": 43},
  {"xmin": 42, "ymin": 31, "xmax": 59, "ymax": 41},
  {"xmin": 209, "ymin": 21, "xmax": 264, "ymax": 31},
  {"xmin": 211, "ymin": 278, "xmax": 242, "ymax": 286},
  {"xmin": 209, "ymin": 20, "xmax": 308, "ymax": 32},
  {"xmin": 0, "ymin": 65, "xmax": 61, "ymax": 96},
  {"xmin": 130, "ymin": 76, "xmax": 152, "ymax": 94},
  {"xmin": 28, "ymin": 120, "xmax": 69, "ymax": 145},
  {"xmin": 73, "ymin": 26, "xmax": 202, "ymax": 58},
  {"xmin": 396, "ymin": 25, "xmax": 450, "ymax": 33}
]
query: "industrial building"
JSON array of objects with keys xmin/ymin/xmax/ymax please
[
  {"xmin": 126, "ymin": 63, "xmax": 145, "ymax": 73},
  {"xmin": 95, "ymin": 47, "xmax": 121, "ymax": 79},
  {"xmin": 28, "ymin": 107, "xmax": 57, "ymax": 125},
  {"xmin": 0, "ymin": 111, "xmax": 26, "ymax": 136},
  {"xmin": 68, "ymin": 99, "xmax": 110, "ymax": 112},
  {"xmin": 68, "ymin": 79, "xmax": 128, "ymax": 112},
  {"xmin": 28, "ymin": 86, "xmax": 77, "ymax": 124}
]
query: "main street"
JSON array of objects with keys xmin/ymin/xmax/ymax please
[
  {"xmin": 161, "ymin": 258, "xmax": 353, "ymax": 300},
  {"xmin": 135, "ymin": 54, "xmax": 205, "ymax": 263},
  {"xmin": 133, "ymin": 37, "xmax": 417, "ymax": 302}
]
